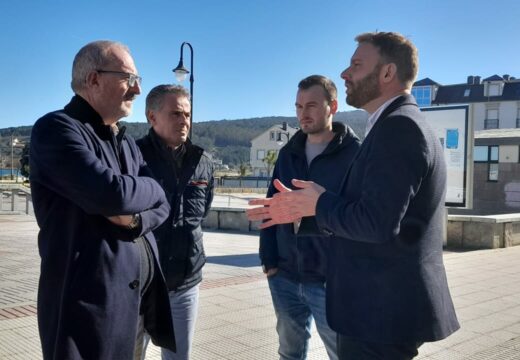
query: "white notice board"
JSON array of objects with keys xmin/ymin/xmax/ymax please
[{"xmin": 421, "ymin": 105, "xmax": 472, "ymax": 208}]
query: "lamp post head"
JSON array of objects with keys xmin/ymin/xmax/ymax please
[
  {"xmin": 277, "ymin": 131, "xmax": 290, "ymax": 146},
  {"xmin": 173, "ymin": 61, "xmax": 190, "ymax": 82},
  {"xmin": 173, "ymin": 41, "xmax": 194, "ymax": 138}
]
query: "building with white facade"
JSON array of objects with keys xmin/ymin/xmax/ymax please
[
  {"xmin": 412, "ymin": 74, "xmax": 520, "ymax": 130},
  {"xmin": 249, "ymin": 122, "xmax": 298, "ymax": 177},
  {"xmin": 412, "ymin": 75, "xmax": 520, "ymax": 215}
]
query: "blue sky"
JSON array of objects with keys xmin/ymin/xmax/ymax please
[{"xmin": 1, "ymin": 0, "xmax": 519, "ymax": 128}]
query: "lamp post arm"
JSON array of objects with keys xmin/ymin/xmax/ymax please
[{"xmin": 180, "ymin": 42, "xmax": 194, "ymax": 139}]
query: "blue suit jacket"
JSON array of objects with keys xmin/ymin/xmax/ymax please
[{"xmin": 316, "ymin": 95, "xmax": 460, "ymax": 343}]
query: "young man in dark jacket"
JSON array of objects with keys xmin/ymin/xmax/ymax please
[
  {"xmin": 260, "ymin": 75, "xmax": 360, "ymax": 360},
  {"xmin": 137, "ymin": 84, "xmax": 214, "ymax": 360}
]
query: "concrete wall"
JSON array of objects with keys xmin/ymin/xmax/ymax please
[
  {"xmin": 205, "ymin": 209, "xmax": 520, "ymax": 250},
  {"xmin": 448, "ymin": 214, "xmax": 520, "ymax": 249},
  {"xmin": 451, "ymin": 162, "xmax": 520, "ymax": 215},
  {"xmin": 203, "ymin": 207, "xmax": 261, "ymax": 232}
]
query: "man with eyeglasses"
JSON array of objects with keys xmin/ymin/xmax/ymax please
[{"xmin": 30, "ymin": 40, "xmax": 175, "ymax": 360}]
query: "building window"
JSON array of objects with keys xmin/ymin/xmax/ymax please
[
  {"xmin": 463, "ymin": 89, "xmax": 470, "ymax": 97},
  {"xmin": 488, "ymin": 163, "xmax": 499, "ymax": 181},
  {"xmin": 484, "ymin": 109, "xmax": 499, "ymax": 129},
  {"xmin": 488, "ymin": 145, "xmax": 499, "ymax": 181},
  {"xmin": 474, "ymin": 146, "xmax": 488, "ymax": 162},
  {"xmin": 257, "ymin": 149, "xmax": 265, "ymax": 160},
  {"xmin": 270, "ymin": 131, "xmax": 275, "ymax": 140},
  {"xmin": 487, "ymin": 84, "xmax": 500, "ymax": 96},
  {"xmin": 411, "ymin": 86, "xmax": 432, "ymax": 107},
  {"xmin": 475, "ymin": 145, "xmax": 499, "ymax": 181},
  {"xmin": 490, "ymin": 146, "xmax": 499, "ymax": 161}
]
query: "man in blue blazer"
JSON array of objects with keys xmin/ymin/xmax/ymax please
[
  {"xmin": 248, "ymin": 32, "xmax": 459, "ymax": 359},
  {"xmin": 30, "ymin": 40, "xmax": 175, "ymax": 359}
]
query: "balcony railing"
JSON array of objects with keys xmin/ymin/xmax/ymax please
[
  {"xmin": 484, "ymin": 118, "xmax": 499, "ymax": 129},
  {"xmin": 0, "ymin": 184, "xmax": 32, "ymax": 215}
]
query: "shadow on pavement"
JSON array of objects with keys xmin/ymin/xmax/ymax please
[{"xmin": 206, "ymin": 253, "xmax": 260, "ymax": 267}]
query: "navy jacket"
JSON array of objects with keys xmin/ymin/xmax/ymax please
[
  {"xmin": 30, "ymin": 95, "xmax": 175, "ymax": 359},
  {"xmin": 137, "ymin": 130, "xmax": 214, "ymax": 291},
  {"xmin": 316, "ymin": 95, "xmax": 460, "ymax": 343},
  {"xmin": 260, "ymin": 122, "xmax": 360, "ymax": 282}
]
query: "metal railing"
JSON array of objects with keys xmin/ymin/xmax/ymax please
[{"xmin": 0, "ymin": 183, "xmax": 32, "ymax": 215}]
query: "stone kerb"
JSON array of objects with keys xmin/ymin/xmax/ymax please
[
  {"xmin": 203, "ymin": 207, "xmax": 262, "ymax": 232},
  {"xmin": 447, "ymin": 213, "xmax": 520, "ymax": 249}
]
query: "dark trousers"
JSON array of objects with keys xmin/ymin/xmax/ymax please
[{"xmin": 337, "ymin": 334, "xmax": 422, "ymax": 360}]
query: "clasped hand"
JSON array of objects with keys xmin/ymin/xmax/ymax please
[
  {"xmin": 246, "ymin": 178, "xmax": 325, "ymax": 229},
  {"xmin": 106, "ymin": 215, "xmax": 133, "ymax": 227}
]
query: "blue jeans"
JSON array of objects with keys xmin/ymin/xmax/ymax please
[
  {"xmin": 268, "ymin": 274, "xmax": 338, "ymax": 360},
  {"xmin": 142, "ymin": 284, "xmax": 200, "ymax": 360}
]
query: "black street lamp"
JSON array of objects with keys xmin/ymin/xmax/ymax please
[
  {"xmin": 276, "ymin": 122, "xmax": 291, "ymax": 146},
  {"xmin": 10, "ymin": 134, "xmax": 19, "ymax": 181},
  {"xmin": 172, "ymin": 42, "xmax": 194, "ymax": 139}
]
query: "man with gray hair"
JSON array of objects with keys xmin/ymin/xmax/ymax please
[
  {"xmin": 30, "ymin": 40, "xmax": 175, "ymax": 359},
  {"xmin": 137, "ymin": 84, "xmax": 214, "ymax": 359}
]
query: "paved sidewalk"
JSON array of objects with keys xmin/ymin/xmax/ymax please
[{"xmin": 1, "ymin": 215, "xmax": 520, "ymax": 359}]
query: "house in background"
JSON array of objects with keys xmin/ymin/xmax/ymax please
[
  {"xmin": 250, "ymin": 122, "xmax": 298, "ymax": 177},
  {"xmin": 412, "ymin": 74, "xmax": 520, "ymax": 130},
  {"xmin": 450, "ymin": 129, "xmax": 520, "ymax": 215},
  {"xmin": 412, "ymin": 75, "xmax": 520, "ymax": 215}
]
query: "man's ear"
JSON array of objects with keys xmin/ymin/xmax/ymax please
[
  {"xmin": 330, "ymin": 99, "xmax": 338, "ymax": 115},
  {"xmin": 85, "ymin": 71, "xmax": 100, "ymax": 88},
  {"xmin": 147, "ymin": 110, "xmax": 156, "ymax": 125},
  {"xmin": 381, "ymin": 63, "xmax": 397, "ymax": 84}
]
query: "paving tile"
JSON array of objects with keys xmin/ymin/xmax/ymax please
[
  {"xmin": 193, "ymin": 328, "xmax": 229, "ymax": 345},
  {"xmin": 417, "ymin": 342, "xmax": 445, "ymax": 357},
  {"xmin": 199, "ymin": 338, "xmax": 254, "ymax": 357},
  {"xmin": 225, "ymin": 343, "xmax": 277, "ymax": 360},
  {"xmin": 427, "ymin": 349, "xmax": 469, "ymax": 359},
  {"xmin": 487, "ymin": 329, "xmax": 519, "ymax": 341},
  {"xmin": 232, "ymin": 329, "xmax": 278, "ymax": 348},
  {"xmin": 469, "ymin": 336, "xmax": 520, "ymax": 359}
]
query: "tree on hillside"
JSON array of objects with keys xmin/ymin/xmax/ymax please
[
  {"xmin": 238, "ymin": 162, "xmax": 250, "ymax": 178},
  {"xmin": 262, "ymin": 150, "xmax": 278, "ymax": 177},
  {"xmin": 2, "ymin": 111, "xmax": 367, "ymax": 168},
  {"xmin": 237, "ymin": 162, "xmax": 251, "ymax": 188},
  {"xmin": 19, "ymin": 142, "xmax": 30, "ymax": 178}
]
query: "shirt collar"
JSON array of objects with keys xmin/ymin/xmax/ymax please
[{"xmin": 364, "ymin": 95, "xmax": 401, "ymax": 137}]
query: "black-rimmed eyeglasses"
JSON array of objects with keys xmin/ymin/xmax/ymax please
[{"xmin": 96, "ymin": 70, "xmax": 142, "ymax": 87}]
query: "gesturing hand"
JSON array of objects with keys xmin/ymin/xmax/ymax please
[{"xmin": 246, "ymin": 178, "xmax": 325, "ymax": 229}]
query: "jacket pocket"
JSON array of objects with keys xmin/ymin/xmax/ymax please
[
  {"xmin": 184, "ymin": 182, "xmax": 209, "ymax": 220},
  {"xmin": 187, "ymin": 230, "xmax": 206, "ymax": 275}
]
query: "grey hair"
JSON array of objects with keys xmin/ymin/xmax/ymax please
[
  {"xmin": 145, "ymin": 84, "xmax": 190, "ymax": 115},
  {"xmin": 71, "ymin": 40, "xmax": 130, "ymax": 93}
]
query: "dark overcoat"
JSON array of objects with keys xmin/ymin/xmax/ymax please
[
  {"xmin": 315, "ymin": 95, "xmax": 460, "ymax": 343},
  {"xmin": 30, "ymin": 95, "xmax": 175, "ymax": 359}
]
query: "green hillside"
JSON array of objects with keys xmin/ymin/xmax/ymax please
[{"xmin": 1, "ymin": 111, "xmax": 367, "ymax": 168}]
